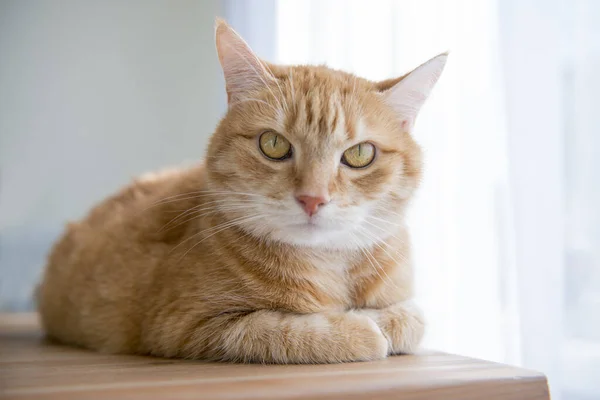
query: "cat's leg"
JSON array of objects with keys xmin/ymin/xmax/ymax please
[
  {"xmin": 357, "ymin": 302, "xmax": 425, "ymax": 355},
  {"xmin": 184, "ymin": 310, "xmax": 388, "ymax": 364}
]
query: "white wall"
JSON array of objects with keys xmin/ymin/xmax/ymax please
[{"xmin": 0, "ymin": 0, "xmax": 226, "ymax": 310}]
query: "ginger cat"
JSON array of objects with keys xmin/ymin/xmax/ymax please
[{"xmin": 37, "ymin": 19, "xmax": 447, "ymax": 363}]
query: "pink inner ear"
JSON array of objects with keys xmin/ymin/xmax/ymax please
[
  {"xmin": 380, "ymin": 53, "xmax": 448, "ymax": 133},
  {"xmin": 215, "ymin": 21, "xmax": 275, "ymax": 106}
]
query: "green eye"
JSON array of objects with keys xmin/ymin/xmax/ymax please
[
  {"xmin": 341, "ymin": 142, "xmax": 376, "ymax": 168},
  {"xmin": 259, "ymin": 131, "xmax": 292, "ymax": 160}
]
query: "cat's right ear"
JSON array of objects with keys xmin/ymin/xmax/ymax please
[
  {"xmin": 377, "ymin": 53, "xmax": 448, "ymax": 133},
  {"xmin": 215, "ymin": 18, "xmax": 275, "ymax": 105}
]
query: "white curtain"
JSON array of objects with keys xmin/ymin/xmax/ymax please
[
  {"xmin": 229, "ymin": 1, "xmax": 600, "ymax": 399},
  {"xmin": 275, "ymin": 0, "xmax": 516, "ymax": 362},
  {"xmin": 500, "ymin": 1, "xmax": 600, "ymax": 398}
]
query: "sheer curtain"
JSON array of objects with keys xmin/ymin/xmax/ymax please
[
  {"xmin": 228, "ymin": 0, "xmax": 600, "ymax": 399},
  {"xmin": 500, "ymin": 1, "xmax": 600, "ymax": 398},
  {"xmin": 565, "ymin": 0, "xmax": 600, "ymax": 394}
]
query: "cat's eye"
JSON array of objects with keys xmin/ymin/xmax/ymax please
[
  {"xmin": 259, "ymin": 131, "xmax": 292, "ymax": 160},
  {"xmin": 341, "ymin": 142, "xmax": 376, "ymax": 168}
]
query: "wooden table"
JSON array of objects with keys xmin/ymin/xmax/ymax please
[{"xmin": 0, "ymin": 313, "xmax": 549, "ymax": 400}]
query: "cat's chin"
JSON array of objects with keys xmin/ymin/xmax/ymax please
[
  {"xmin": 266, "ymin": 224, "xmax": 368, "ymax": 250},
  {"xmin": 236, "ymin": 214, "xmax": 380, "ymax": 250}
]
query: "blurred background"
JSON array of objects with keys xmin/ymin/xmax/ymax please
[{"xmin": 0, "ymin": 0, "xmax": 598, "ymax": 399}]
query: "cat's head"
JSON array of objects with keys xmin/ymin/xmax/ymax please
[{"xmin": 206, "ymin": 20, "xmax": 446, "ymax": 250}]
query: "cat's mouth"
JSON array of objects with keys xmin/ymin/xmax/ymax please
[
  {"xmin": 295, "ymin": 221, "xmax": 320, "ymax": 229},
  {"xmin": 287, "ymin": 217, "xmax": 326, "ymax": 232},
  {"xmin": 293, "ymin": 219, "xmax": 345, "ymax": 234}
]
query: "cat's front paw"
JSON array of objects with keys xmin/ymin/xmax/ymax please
[
  {"xmin": 358, "ymin": 302, "xmax": 425, "ymax": 355},
  {"xmin": 327, "ymin": 312, "xmax": 388, "ymax": 362}
]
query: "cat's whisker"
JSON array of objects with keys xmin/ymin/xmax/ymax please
[
  {"xmin": 357, "ymin": 226, "xmax": 409, "ymax": 265},
  {"xmin": 160, "ymin": 204, "xmax": 260, "ymax": 233},
  {"xmin": 349, "ymin": 234, "xmax": 379, "ymax": 274},
  {"xmin": 140, "ymin": 191, "xmax": 275, "ymax": 215},
  {"xmin": 363, "ymin": 218, "xmax": 408, "ymax": 246},
  {"xmin": 145, "ymin": 190, "xmax": 210, "ymax": 205},
  {"xmin": 373, "ymin": 205, "xmax": 405, "ymax": 219},
  {"xmin": 139, "ymin": 192, "xmax": 216, "ymax": 213},
  {"xmin": 153, "ymin": 187, "xmax": 254, "ymax": 202},
  {"xmin": 170, "ymin": 213, "xmax": 264, "ymax": 254},
  {"xmin": 199, "ymin": 190, "xmax": 277, "ymax": 199},
  {"xmin": 161, "ymin": 211, "xmax": 219, "ymax": 233},
  {"xmin": 354, "ymin": 231, "xmax": 403, "ymax": 287},
  {"xmin": 158, "ymin": 199, "xmax": 260, "ymax": 232},
  {"xmin": 367, "ymin": 215, "xmax": 405, "ymax": 229},
  {"xmin": 363, "ymin": 225, "xmax": 409, "ymax": 264},
  {"xmin": 195, "ymin": 190, "xmax": 282, "ymax": 203},
  {"xmin": 178, "ymin": 214, "xmax": 266, "ymax": 260},
  {"xmin": 350, "ymin": 233, "xmax": 398, "ymax": 291},
  {"xmin": 159, "ymin": 203, "xmax": 214, "ymax": 230},
  {"xmin": 152, "ymin": 190, "xmax": 271, "ymax": 205}
]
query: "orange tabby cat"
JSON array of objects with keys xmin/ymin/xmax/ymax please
[{"xmin": 37, "ymin": 19, "xmax": 447, "ymax": 363}]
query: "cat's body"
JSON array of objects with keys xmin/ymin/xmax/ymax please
[
  {"xmin": 39, "ymin": 164, "xmax": 414, "ymax": 362},
  {"xmin": 37, "ymin": 20, "xmax": 447, "ymax": 363}
]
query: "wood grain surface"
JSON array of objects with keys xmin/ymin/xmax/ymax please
[{"xmin": 0, "ymin": 313, "xmax": 550, "ymax": 400}]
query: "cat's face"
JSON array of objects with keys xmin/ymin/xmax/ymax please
[{"xmin": 206, "ymin": 20, "xmax": 446, "ymax": 249}]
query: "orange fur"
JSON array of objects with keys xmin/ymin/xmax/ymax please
[{"xmin": 37, "ymin": 20, "xmax": 446, "ymax": 363}]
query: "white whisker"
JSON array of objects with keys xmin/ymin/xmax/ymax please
[
  {"xmin": 350, "ymin": 233, "xmax": 398, "ymax": 291},
  {"xmin": 140, "ymin": 191, "xmax": 275, "ymax": 214},
  {"xmin": 368, "ymin": 215, "xmax": 404, "ymax": 228},
  {"xmin": 357, "ymin": 225, "xmax": 408, "ymax": 265},
  {"xmin": 171, "ymin": 213, "xmax": 264, "ymax": 255},
  {"xmin": 178, "ymin": 214, "xmax": 266, "ymax": 260},
  {"xmin": 363, "ymin": 218, "xmax": 407, "ymax": 246},
  {"xmin": 160, "ymin": 204, "xmax": 260, "ymax": 233},
  {"xmin": 158, "ymin": 199, "xmax": 262, "ymax": 232}
]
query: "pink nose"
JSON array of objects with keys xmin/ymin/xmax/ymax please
[{"xmin": 295, "ymin": 195, "xmax": 329, "ymax": 217}]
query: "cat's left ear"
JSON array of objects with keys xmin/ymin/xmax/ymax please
[
  {"xmin": 215, "ymin": 18, "xmax": 276, "ymax": 105},
  {"xmin": 377, "ymin": 53, "xmax": 448, "ymax": 132}
]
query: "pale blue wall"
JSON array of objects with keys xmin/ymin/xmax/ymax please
[{"xmin": 0, "ymin": 0, "xmax": 228, "ymax": 310}]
